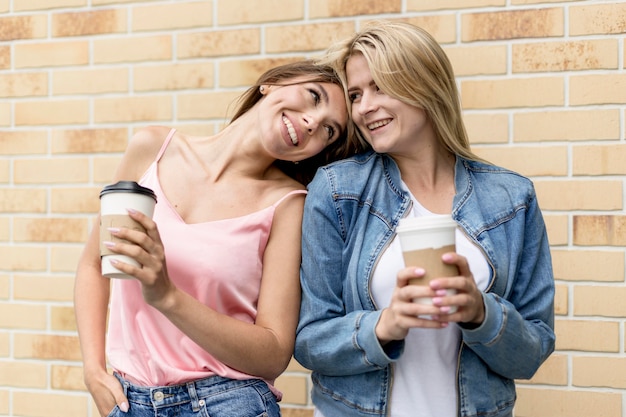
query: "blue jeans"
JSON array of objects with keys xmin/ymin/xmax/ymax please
[{"xmin": 108, "ymin": 373, "xmax": 281, "ymax": 417}]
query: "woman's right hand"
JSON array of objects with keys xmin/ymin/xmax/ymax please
[
  {"xmin": 84, "ymin": 370, "xmax": 129, "ymax": 416},
  {"xmin": 375, "ymin": 267, "xmax": 448, "ymax": 345}
]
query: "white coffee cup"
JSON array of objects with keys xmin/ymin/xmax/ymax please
[
  {"xmin": 396, "ymin": 215, "xmax": 458, "ymax": 313},
  {"xmin": 99, "ymin": 181, "xmax": 157, "ymax": 279}
]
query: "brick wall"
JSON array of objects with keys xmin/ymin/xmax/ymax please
[{"xmin": 0, "ymin": 1, "xmax": 625, "ymax": 416}]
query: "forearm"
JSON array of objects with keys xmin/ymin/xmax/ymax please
[{"xmin": 156, "ymin": 288, "xmax": 293, "ymax": 380}]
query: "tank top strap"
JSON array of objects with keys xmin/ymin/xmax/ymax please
[
  {"xmin": 155, "ymin": 128, "xmax": 177, "ymax": 163},
  {"xmin": 272, "ymin": 189, "xmax": 307, "ymax": 208}
]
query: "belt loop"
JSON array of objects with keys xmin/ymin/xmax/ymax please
[{"xmin": 187, "ymin": 381, "xmax": 200, "ymax": 412}]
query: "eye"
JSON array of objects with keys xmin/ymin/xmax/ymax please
[
  {"xmin": 309, "ymin": 88, "xmax": 321, "ymax": 104},
  {"xmin": 348, "ymin": 91, "xmax": 361, "ymax": 103},
  {"xmin": 325, "ymin": 125, "xmax": 335, "ymax": 141}
]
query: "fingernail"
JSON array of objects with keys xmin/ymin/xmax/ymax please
[
  {"xmin": 442, "ymin": 253, "xmax": 453, "ymax": 261},
  {"xmin": 432, "ymin": 297, "xmax": 442, "ymax": 305},
  {"xmin": 103, "ymin": 241, "xmax": 115, "ymax": 248},
  {"xmin": 107, "ymin": 227, "xmax": 120, "ymax": 234},
  {"xmin": 127, "ymin": 208, "xmax": 138, "ymax": 214},
  {"xmin": 435, "ymin": 289, "xmax": 448, "ymax": 296},
  {"xmin": 120, "ymin": 402, "xmax": 129, "ymax": 412},
  {"xmin": 414, "ymin": 268, "xmax": 425, "ymax": 275}
]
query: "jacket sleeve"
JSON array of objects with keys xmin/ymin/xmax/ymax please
[
  {"xmin": 294, "ymin": 170, "xmax": 403, "ymax": 376},
  {"xmin": 460, "ymin": 190, "xmax": 555, "ymax": 380}
]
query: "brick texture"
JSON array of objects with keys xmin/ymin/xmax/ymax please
[{"xmin": 1, "ymin": 1, "xmax": 625, "ymax": 417}]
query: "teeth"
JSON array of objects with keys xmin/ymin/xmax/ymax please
[
  {"xmin": 283, "ymin": 116, "xmax": 298, "ymax": 145},
  {"xmin": 367, "ymin": 119, "xmax": 391, "ymax": 130}
]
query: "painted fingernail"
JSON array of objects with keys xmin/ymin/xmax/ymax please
[
  {"xmin": 120, "ymin": 401, "xmax": 129, "ymax": 412},
  {"xmin": 103, "ymin": 241, "xmax": 115, "ymax": 248},
  {"xmin": 107, "ymin": 227, "xmax": 120, "ymax": 234}
]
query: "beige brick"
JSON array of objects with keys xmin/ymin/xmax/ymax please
[
  {"xmin": 219, "ymin": 57, "xmax": 301, "ymax": 88},
  {"xmin": 51, "ymin": 306, "xmax": 77, "ymax": 331},
  {"xmin": 392, "ymin": 15, "xmax": 457, "ymax": 44},
  {"xmin": 52, "ymin": 365, "xmax": 86, "ymax": 390},
  {"xmin": 573, "ymin": 215, "xmax": 626, "ymax": 246},
  {"xmin": 544, "ymin": 214, "xmax": 568, "ymax": 246},
  {"xmin": 51, "ymin": 187, "xmax": 100, "ymax": 213},
  {"xmin": 0, "ymin": 246, "xmax": 47, "ymax": 271},
  {"xmin": 133, "ymin": 1, "xmax": 212, "ymax": 31},
  {"xmin": 13, "ymin": 0, "xmax": 87, "ymax": 11},
  {"xmin": 464, "ymin": 113, "xmax": 508, "ymax": 144},
  {"xmin": 0, "ymin": 72, "xmax": 48, "ymax": 98},
  {"xmin": 14, "ymin": 275, "xmax": 75, "ymax": 301},
  {"xmin": 94, "ymin": 96, "xmax": 172, "ymax": 123},
  {"xmin": 15, "ymin": 99, "xmax": 90, "ymax": 126},
  {"xmin": 0, "ymin": 389, "xmax": 7, "ymax": 414},
  {"xmin": 446, "ymin": 45, "xmax": 507, "ymax": 76},
  {"xmin": 15, "ymin": 333, "xmax": 82, "ymax": 360},
  {"xmin": 53, "ymin": 9, "xmax": 126, "ymax": 37},
  {"xmin": 462, "ymin": 8, "xmax": 563, "ymax": 42},
  {"xmin": 0, "ymin": 275, "xmax": 9, "ymax": 299},
  {"xmin": 14, "ymin": 158, "xmax": 89, "ymax": 183},
  {"xmin": 0, "ymin": 130, "xmax": 48, "ymax": 154},
  {"xmin": 15, "ymin": 40, "xmax": 89, "ymax": 68},
  {"xmin": 555, "ymin": 319, "xmax": 618, "ymax": 352},
  {"xmin": 518, "ymin": 353, "xmax": 567, "ymax": 386},
  {"xmin": 134, "ymin": 63, "xmax": 215, "ymax": 91},
  {"xmin": 287, "ymin": 357, "xmax": 309, "ymax": 373},
  {"xmin": 93, "ymin": 0, "xmax": 152, "ymax": 4},
  {"xmin": 573, "ymin": 144, "xmax": 626, "ymax": 175},
  {"xmin": 177, "ymin": 29, "xmax": 260, "ymax": 59},
  {"xmin": 514, "ymin": 109, "xmax": 620, "ymax": 142},
  {"xmin": 570, "ymin": 3, "xmax": 626, "ymax": 36},
  {"xmin": 13, "ymin": 391, "xmax": 88, "ymax": 417},
  {"xmin": 0, "ymin": 219, "xmax": 8, "ymax": 241},
  {"xmin": 0, "ymin": 101, "xmax": 9, "ymax": 126},
  {"xmin": 0, "ymin": 160, "xmax": 8, "ymax": 183},
  {"xmin": 574, "ymin": 286, "xmax": 626, "ymax": 318},
  {"xmin": 551, "ymin": 249, "xmax": 624, "ymax": 282},
  {"xmin": 0, "ymin": 302, "xmax": 47, "ymax": 329},
  {"xmin": 94, "ymin": 156, "xmax": 122, "ymax": 183},
  {"xmin": 218, "ymin": 0, "xmax": 304, "ymax": 24},
  {"xmin": 0, "ymin": 45, "xmax": 9, "ymax": 69},
  {"xmin": 0, "ymin": 361, "xmax": 47, "ymax": 388},
  {"xmin": 554, "ymin": 284, "xmax": 568, "ymax": 316},
  {"xmin": 282, "ymin": 409, "xmax": 313, "ymax": 417},
  {"xmin": 275, "ymin": 375, "xmax": 308, "ymax": 405},
  {"xmin": 512, "ymin": 0, "xmax": 570, "ymax": 3},
  {"xmin": 310, "ymin": 0, "xmax": 399, "ymax": 18},
  {"xmin": 94, "ymin": 35, "xmax": 172, "ymax": 64},
  {"xmin": 0, "ymin": 189, "xmax": 47, "ymax": 213},
  {"xmin": 14, "ymin": 217, "xmax": 88, "ymax": 243},
  {"xmin": 51, "ymin": 246, "xmax": 85, "ymax": 272},
  {"xmin": 573, "ymin": 356, "xmax": 626, "ymax": 389},
  {"xmin": 407, "ymin": 0, "xmax": 504, "ymax": 10},
  {"xmin": 474, "ymin": 146, "xmax": 567, "ymax": 177},
  {"xmin": 0, "ymin": 0, "xmax": 7, "ymax": 12},
  {"xmin": 266, "ymin": 22, "xmax": 355, "ymax": 53},
  {"xmin": 514, "ymin": 39, "xmax": 618, "ymax": 73},
  {"xmin": 178, "ymin": 91, "xmax": 243, "ymax": 120},
  {"xmin": 515, "ymin": 388, "xmax": 621, "ymax": 417},
  {"xmin": 53, "ymin": 67, "xmax": 129, "ymax": 95},
  {"xmin": 570, "ymin": 74, "xmax": 626, "ymax": 105},
  {"xmin": 462, "ymin": 77, "xmax": 563, "ymax": 109},
  {"xmin": 0, "ymin": 15, "xmax": 47, "ymax": 41},
  {"xmin": 534, "ymin": 180, "xmax": 622, "ymax": 211},
  {"xmin": 0, "ymin": 330, "xmax": 8, "ymax": 356},
  {"xmin": 52, "ymin": 128, "xmax": 128, "ymax": 154}
]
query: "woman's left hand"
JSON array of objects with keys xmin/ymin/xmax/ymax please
[
  {"xmin": 429, "ymin": 252, "xmax": 485, "ymax": 326},
  {"xmin": 103, "ymin": 208, "xmax": 176, "ymax": 309}
]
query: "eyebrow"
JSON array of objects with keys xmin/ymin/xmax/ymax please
[{"xmin": 315, "ymin": 83, "xmax": 344, "ymax": 138}]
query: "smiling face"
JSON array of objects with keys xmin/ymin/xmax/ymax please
[
  {"xmin": 345, "ymin": 53, "xmax": 435, "ymax": 157},
  {"xmin": 258, "ymin": 78, "xmax": 348, "ymax": 162}
]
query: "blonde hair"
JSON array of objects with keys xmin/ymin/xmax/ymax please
[{"xmin": 322, "ymin": 20, "xmax": 484, "ymax": 162}]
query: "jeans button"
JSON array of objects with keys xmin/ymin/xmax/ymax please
[{"xmin": 153, "ymin": 391, "xmax": 164, "ymax": 401}]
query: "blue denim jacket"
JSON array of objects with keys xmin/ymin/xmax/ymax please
[{"xmin": 295, "ymin": 151, "xmax": 555, "ymax": 417}]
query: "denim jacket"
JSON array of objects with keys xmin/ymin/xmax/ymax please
[{"xmin": 295, "ymin": 151, "xmax": 555, "ymax": 417}]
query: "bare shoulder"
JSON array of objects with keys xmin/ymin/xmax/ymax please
[{"xmin": 114, "ymin": 126, "xmax": 174, "ymax": 180}]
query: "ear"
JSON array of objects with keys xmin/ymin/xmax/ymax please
[{"xmin": 259, "ymin": 85, "xmax": 271, "ymax": 95}]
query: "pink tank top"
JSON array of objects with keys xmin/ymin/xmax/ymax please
[{"xmin": 106, "ymin": 129, "xmax": 305, "ymax": 396}]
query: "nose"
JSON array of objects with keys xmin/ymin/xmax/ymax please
[
  {"xmin": 303, "ymin": 114, "xmax": 319, "ymax": 134},
  {"xmin": 356, "ymin": 91, "xmax": 377, "ymax": 116}
]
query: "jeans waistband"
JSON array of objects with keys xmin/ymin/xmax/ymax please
[{"xmin": 114, "ymin": 373, "xmax": 267, "ymax": 412}]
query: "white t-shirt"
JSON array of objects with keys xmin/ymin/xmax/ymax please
[{"xmin": 315, "ymin": 193, "xmax": 490, "ymax": 417}]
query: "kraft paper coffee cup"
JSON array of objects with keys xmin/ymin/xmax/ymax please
[
  {"xmin": 99, "ymin": 181, "xmax": 157, "ymax": 279},
  {"xmin": 396, "ymin": 215, "xmax": 458, "ymax": 313}
]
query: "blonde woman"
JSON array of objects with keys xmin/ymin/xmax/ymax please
[{"xmin": 295, "ymin": 22, "xmax": 555, "ymax": 417}]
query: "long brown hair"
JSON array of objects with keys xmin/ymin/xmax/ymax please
[{"xmin": 230, "ymin": 60, "xmax": 356, "ymax": 184}]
